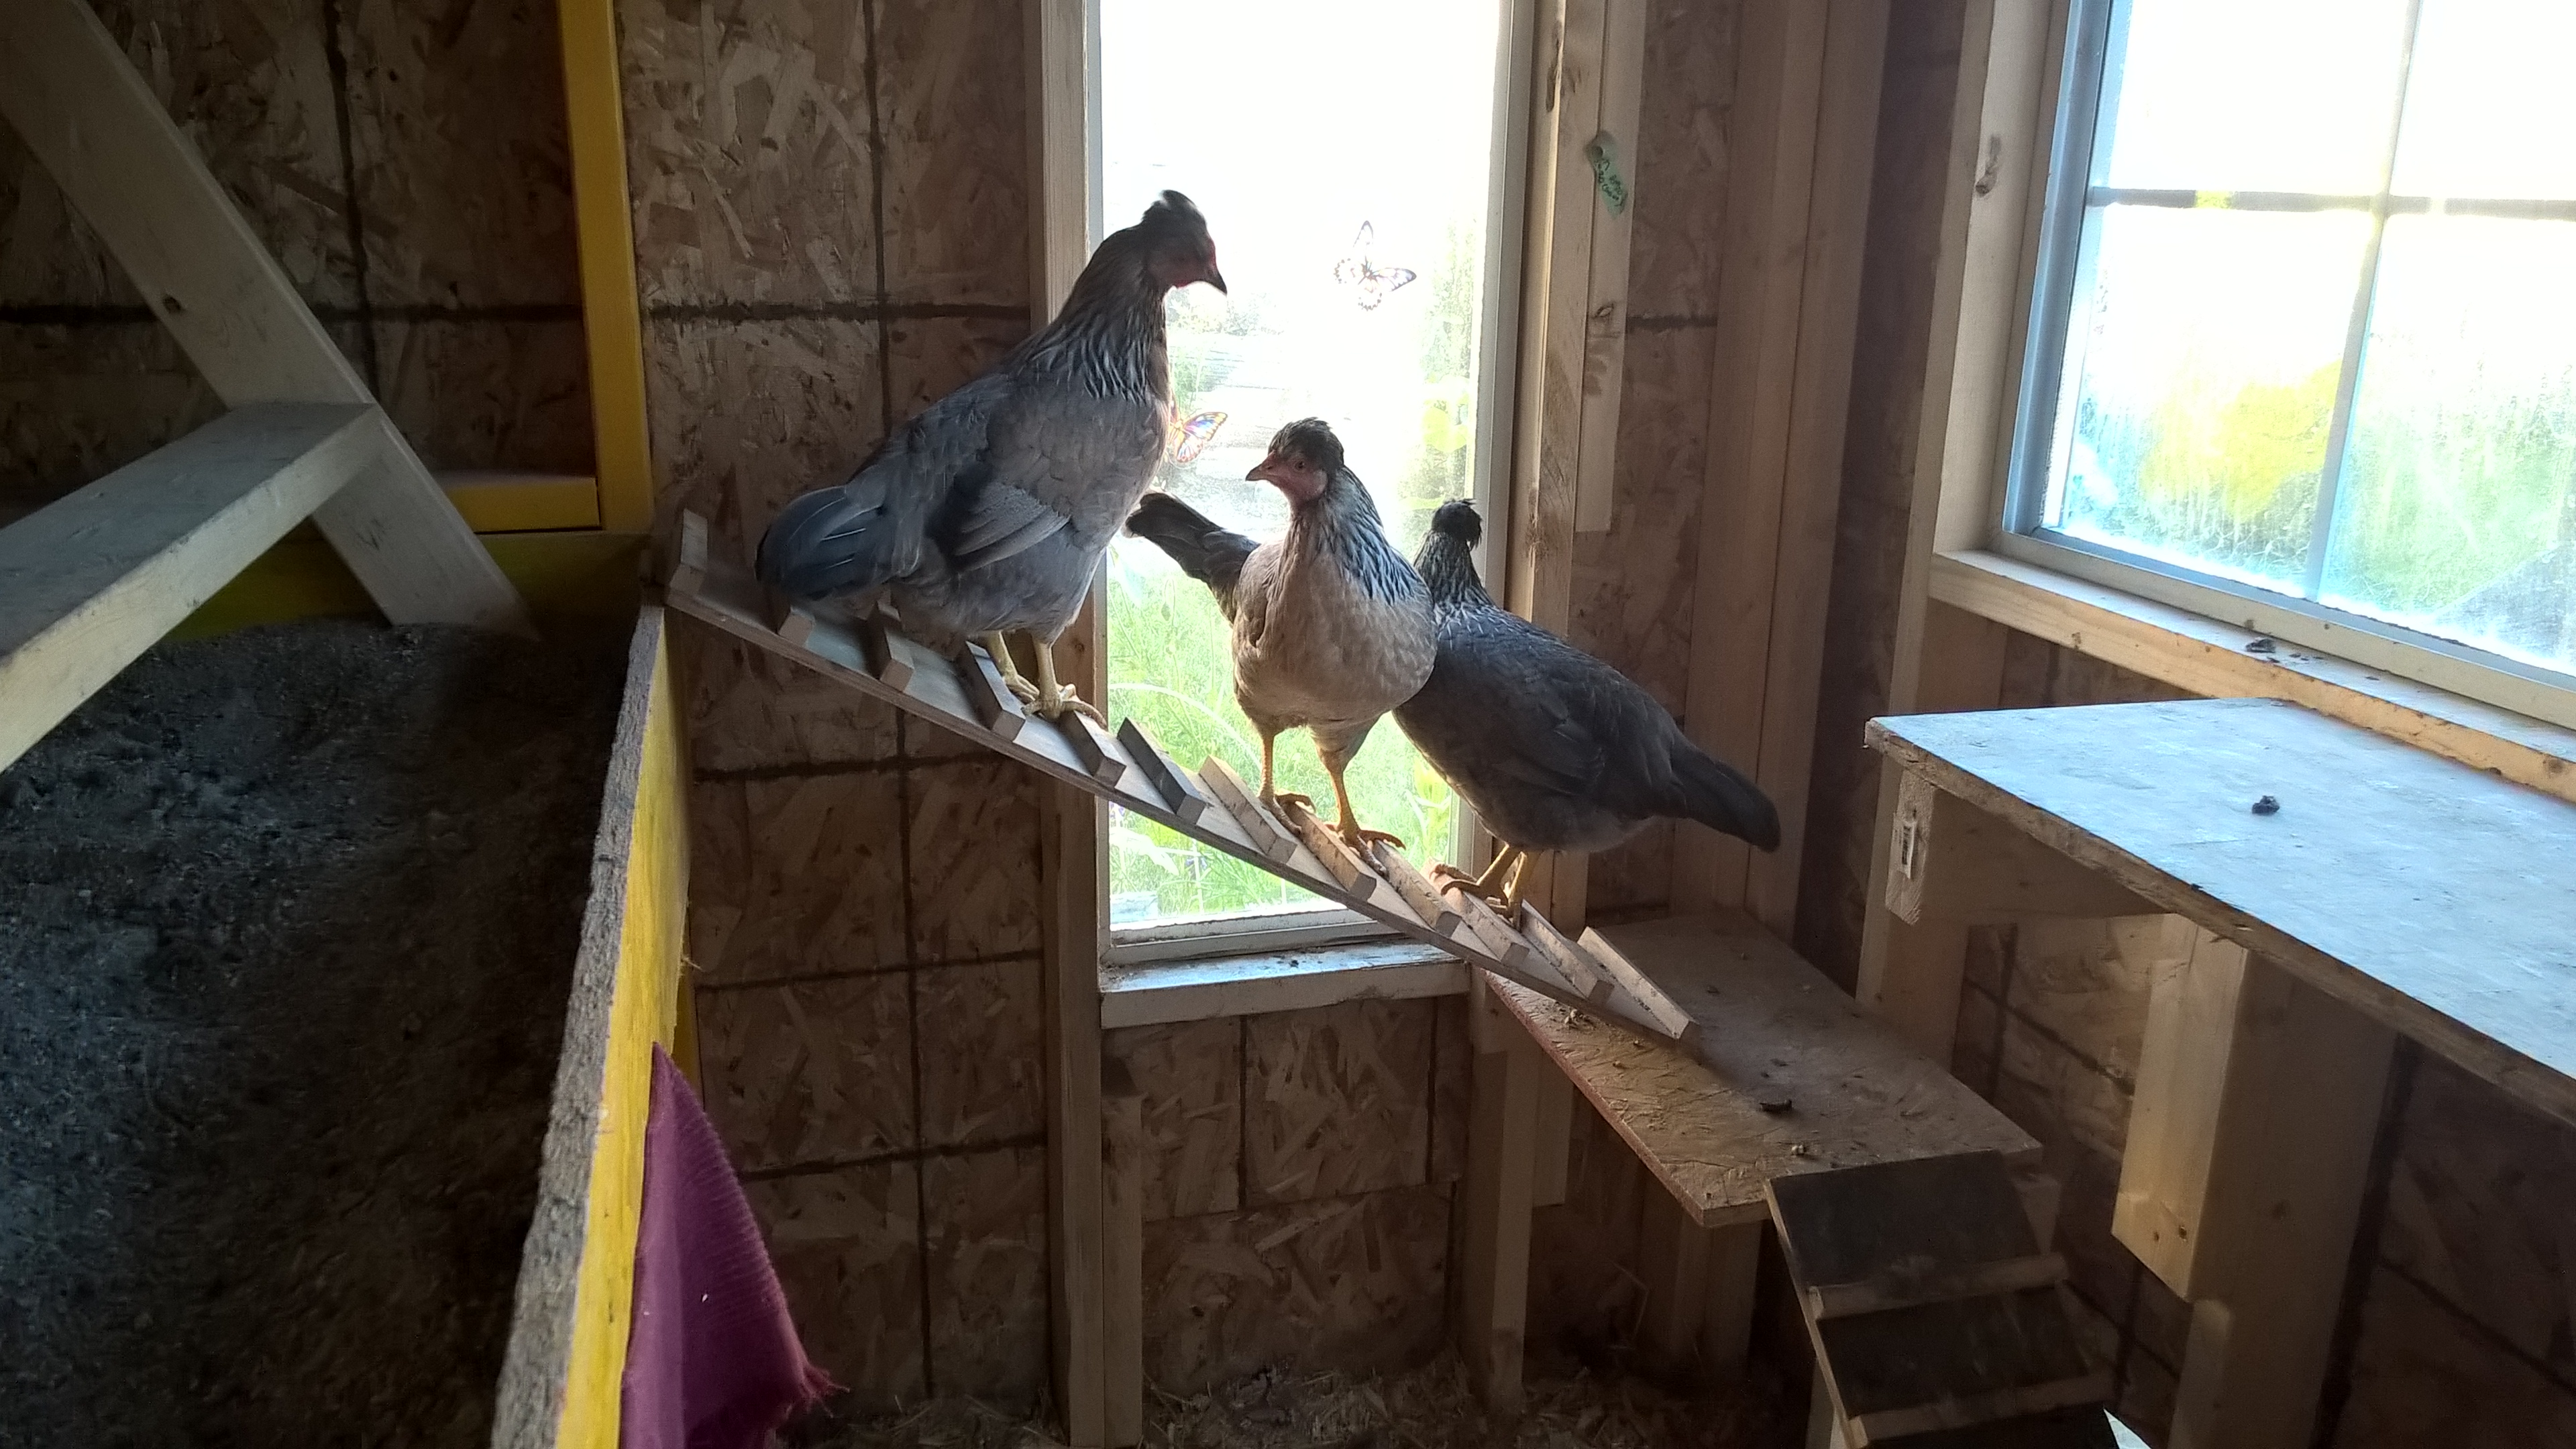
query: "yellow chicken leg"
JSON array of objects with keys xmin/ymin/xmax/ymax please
[
  {"xmin": 1325, "ymin": 761, "xmax": 1403, "ymax": 851},
  {"xmin": 1433, "ymin": 845, "xmax": 1526, "ymax": 914},
  {"xmin": 979, "ymin": 633, "xmax": 1040, "ymax": 707},
  {"xmin": 1028, "ymin": 638, "xmax": 1104, "ymax": 724}
]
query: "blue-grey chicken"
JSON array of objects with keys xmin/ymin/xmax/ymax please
[
  {"xmin": 1394, "ymin": 498, "xmax": 1778, "ymax": 915},
  {"xmin": 755, "ymin": 191, "xmax": 1226, "ymax": 719},
  {"xmin": 1124, "ymin": 419, "xmax": 1435, "ymax": 848}
]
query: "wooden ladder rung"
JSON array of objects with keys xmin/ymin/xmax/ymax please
[
  {"xmin": 765, "ymin": 587, "xmax": 818, "ymax": 647},
  {"xmin": 1366, "ymin": 844, "xmax": 1463, "ymax": 938},
  {"xmin": 1274, "ymin": 798, "xmax": 1422, "ymax": 930},
  {"xmin": 1060, "ymin": 710, "xmax": 1128, "ymax": 786},
  {"xmin": 1580, "ymin": 926, "xmax": 1704, "ymax": 1048},
  {"xmin": 1805, "ymin": 1252, "xmax": 2068, "ymax": 1321},
  {"xmin": 1848, "ymin": 1371, "xmax": 2114, "ymax": 1445},
  {"xmin": 1198, "ymin": 755, "xmax": 1297, "ymax": 865},
  {"xmin": 1442, "ymin": 883, "xmax": 1549, "ymax": 979},
  {"xmin": 857, "ymin": 614, "xmax": 914, "ymax": 690},
  {"xmin": 1520, "ymin": 907, "xmax": 1617, "ymax": 1008},
  {"xmin": 962, "ymin": 641, "xmax": 1028, "ymax": 742},
  {"xmin": 1116, "ymin": 717, "xmax": 1214, "ymax": 825}
]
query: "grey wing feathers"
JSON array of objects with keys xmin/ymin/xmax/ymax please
[{"xmin": 1124, "ymin": 490, "xmax": 1260, "ymax": 619}]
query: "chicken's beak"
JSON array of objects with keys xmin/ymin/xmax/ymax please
[
  {"xmin": 1245, "ymin": 453, "xmax": 1280, "ymax": 485},
  {"xmin": 1204, "ymin": 265, "xmax": 1228, "ymax": 294}
]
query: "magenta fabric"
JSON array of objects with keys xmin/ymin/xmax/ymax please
[{"xmin": 620, "ymin": 1044, "xmax": 837, "ymax": 1449}]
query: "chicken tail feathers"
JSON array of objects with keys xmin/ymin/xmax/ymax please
[
  {"xmin": 758, "ymin": 479, "xmax": 903, "ymax": 602},
  {"xmin": 1126, "ymin": 490, "xmax": 1258, "ymax": 617},
  {"xmin": 1671, "ymin": 743, "xmax": 1782, "ymax": 852}
]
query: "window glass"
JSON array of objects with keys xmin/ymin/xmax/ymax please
[{"xmin": 1096, "ymin": 0, "xmax": 1502, "ymax": 928}]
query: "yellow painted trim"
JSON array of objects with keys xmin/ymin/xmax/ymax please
[
  {"xmin": 557, "ymin": 0, "xmax": 655, "ymax": 533},
  {"xmin": 439, "ymin": 471, "xmax": 604, "ymax": 533},
  {"xmin": 174, "ymin": 529, "xmax": 645, "ymax": 638},
  {"xmin": 556, "ymin": 619, "xmax": 689, "ymax": 1449}
]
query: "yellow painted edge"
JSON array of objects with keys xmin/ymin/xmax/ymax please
[
  {"xmin": 557, "ymin": 0, "xmax": 656, "ymax": 533},
  {"xmin": 173, "ymin": 529, "xmax": 645, "ymax": 638},
  {"xmin": 440, "ymin": 472, "xmax": 604, "ymax": 533},
  {"xmin": 557, "ymin": 619, "xmax": 689, "ymax": 1449}
]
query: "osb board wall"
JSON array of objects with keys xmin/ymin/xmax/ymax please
[
  {"xmin": 1941, "ymin": 629, "xmax": 2576, "ymax": 1448},
  {"xmin": 1104, "ymin": 996, "xmax": 1470, "ymax": 1394},
  {"xmin": 621, "ymin": 0, "xmax": 1051, "ymax": 1413},
  {"xmin": 0, "ymin": 0, "xmax": 591, "ymax": 518},
  {"xmin": 1569, "ymin": 0, "xmax": 1739, "ymax": 920}
]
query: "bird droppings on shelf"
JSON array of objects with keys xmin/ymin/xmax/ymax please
[
  {"xmin": 2244, "ymin": 637, "xmax": 2277, "ymax": 653},
  {"xmin": 2251, "ymin": 794, "xmax": 2282, "ymax": 815}
]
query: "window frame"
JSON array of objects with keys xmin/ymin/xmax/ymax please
[
  {"xmin": 1992, "ymin": 0, "xmax": 2576, "ymax": 732},
  {"xmin": 1085, "ymin": 0, "xmax": 1542, "ymax": 961}
]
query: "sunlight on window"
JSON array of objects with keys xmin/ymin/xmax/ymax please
[
  {"xmin": 2029, "ymin": 0, "xmax": 2576, "ymax": 678},
  {"xmin": 1096, "ymin": 0, "xmax": 1504, "ymax": 929}
]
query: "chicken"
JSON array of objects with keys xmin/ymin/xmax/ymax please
[
  {"xmin": 1124, "ymin": 419, "xmax": 1435, "ymax": 849},
  {"xmin": 1393, "ymin": 498, "xmax": 1778, "ymax": 916},
  {"xmin": 755, "ymin": 191, "xmax": 1226, "ymax": 720}
]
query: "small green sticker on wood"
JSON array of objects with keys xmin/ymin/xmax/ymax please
[{"xmin": 1586, "ymin": 132, "xmax": 1629, "ymax": 217}]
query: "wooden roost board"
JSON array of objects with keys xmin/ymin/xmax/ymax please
[{"xmin": 659, "ymin": 513, "xmax": 1714, "ymax": 1063}]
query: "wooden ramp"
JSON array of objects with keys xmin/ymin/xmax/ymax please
[{"xmin": 662, "ymin": 512, "xmax": 1711, "ymax": 1057}]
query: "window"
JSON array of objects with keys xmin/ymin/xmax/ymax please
[
  {"xmin": 1092, "ymin": 0, "xmax": 1521, "ymax": 946},
  {"xmin": 2008, "ymin": 0, "xmax": 2576, "ymax": 694}
]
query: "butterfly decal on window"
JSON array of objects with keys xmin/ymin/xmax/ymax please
[
  {"xmin": 1332, "ymin": 223, "xmax": 1417, "ymax": 310},
  {"xmin": 1167, "ymin": 409, "xmax": 1227, "ymax": 466}
]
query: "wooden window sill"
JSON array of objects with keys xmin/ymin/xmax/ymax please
[
  {"xmin": 1100, "ymin": 938, "xmax": 1464, "ymax": 1028},
  {"xmin": 1928, "ymin": 548, "xmax": 2576, "ymax": 807}
]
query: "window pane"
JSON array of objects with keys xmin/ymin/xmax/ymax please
[
  {"xmin": 2390, "ymin": 0, "xmax": 2576, "ymax": 201},
  {"xmin": 2046, "ymin": 206, "xmax": 2371, "ymax": 592},
  {"xmin": 1098, "ymin": 0, "xmax": 1497, "ymax": 928},
  {"xmin": 2099, "ymin": 0, "xmax": 2410, "ymax": 195},
  {"xmin": 2322, "ymin": 217, "xmax": 2576, "ymax": 669}
]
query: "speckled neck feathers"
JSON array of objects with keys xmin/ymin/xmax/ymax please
[{"xmin": 1289, "ymin": 469, "xmax": 1425, "ymax": 606}]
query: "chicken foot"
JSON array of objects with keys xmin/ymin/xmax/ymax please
[
  {"xmin": 1268, "ymin": 765, "xmax": 1406, "ymax": 852},
  {"xmin": 975, "ymin": 633, "xmax": 1102, "ymax": 722},
  {"xmin": 1432, "ymin": 845, "xmax": 1529, "ymax": 918}
]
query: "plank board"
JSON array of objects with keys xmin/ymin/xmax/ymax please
[
  {"xmin": 1871, "ymin": 698, "xmax": 2576, "ymax": 1126},
  {"xmin": 1487, "ymin": 913, "xmax": 2039, "ymax": 1228},
  {"xmin": 0, "ymin": 405, "xmax": 378, "ymax": 771},
  {"xmin": 659, "ymin": 543, "xmax": 1660, "ymax": 1034}
]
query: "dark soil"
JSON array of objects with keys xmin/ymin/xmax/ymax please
[{"xmin": 0, "ymin": 619, "xmax": 627, "ymax": 1448}]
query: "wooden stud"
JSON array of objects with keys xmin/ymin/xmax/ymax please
[
  {"xmin": 1456, "ymin": 979, "xmax": 1546, "ymax": 1410},
  {"xmin": 1570, "ymin": 0, "xmax": 1647, "ymax": 534},
  {"xmin": 1528, "ymin": 1069, "xmax": 1573, "ymax": 1209},
  {"xmin": 1520, "ymin": 908, "xmax": 1617, "ymax": 1007},
  {"xmin": 1116, "ymin": 717, "xmax": 1214, "ymax": 824},
  {"xmin": 2114, "ymin": 936, "xmax": 2395, "ymax": 1449},
  {"xmin": 963, "ymin": 642, "xmax": 1030, "ymax": 743},
  {"xmin": 1038, "ymin": 604, "xmax": 1108, "ymax": 1449},
  {"xmin": 1059, "ymin": 711, "xmax": 1128, "ymax": 787},
  {"xmin": 0, "ymin": 405, "xmax": 379, "ymax": 771},
  {"xmin": 1101, "ymin": 1057, "xmax": 1145, "ymax": 1449},
  {"xmin": 1578, "ymin": 928, "xmax": 1703, "ymax": 1048},
  {"xmin": 1198, "ymin": 756, "xmax": 1298, "ymax": 865},
  {"xmin": 0, "ymin": 0, "xmax": 529, "ymax": 635},
  {"xmin": 555, "ymin": 0, "xmax": 655, "ymax": 532}
]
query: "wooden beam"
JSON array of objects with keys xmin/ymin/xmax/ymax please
[
  {"xmin": 1884, "ymin": 770, "xmax": 2155, "ymax": 925},
  {"xmin": 0, "ymin": 405, "xmax": 378, "ymax": 771},
  {"xmin": 1570, "ymin": 0, "xmax": 1646, "ymax": 535},
  {"xmin": 555, "ymin": 0, "xmax": 654, "ymax": 531},
  {"xmin": 1674, "ymin": 0, "xmax": 1830, "ymax": 914},
  {"xmin": 1856, "ymin": 602, "xmax": 2008, "ymax": 1057},
  {"xmin": 2114, "ymin": 936, "xmax": 2394, "ymax": 1447},
  {"xmin": 0, "ymin": 0, "xmax": 530, "ymax": 635},
  {"xmin": 1100, "ymin": 1058, "xmax": 1145, "ymax": 1449},
  {"xmin": 1741, "ymin": 0, "xmax": 1891, "ymax": 937},
  {"xmin": 1456, "ymin": 977, "xmax": 1546, "ymax": 1410},
  {"xmin": 1026, "ymin": 5, "xmax": 1106, "ymax": 1430}
]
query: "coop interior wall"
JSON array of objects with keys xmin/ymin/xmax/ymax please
[
  {"xmin": 0, "ymin": 0, "xmax": 592, "ymax": 523},
  {"xmin": 1, "ymin": 0, "xmax": 2560, "ymax": 1438}
]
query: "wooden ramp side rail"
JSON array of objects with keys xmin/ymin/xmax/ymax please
[{"xmin": 660, "ymin": 512, "xmax": 1702, "ymax": 1055}]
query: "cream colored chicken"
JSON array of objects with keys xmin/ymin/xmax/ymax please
[{"xmin": 1124, "ymin": 419, "xmax": 1436, "ymax": 848}]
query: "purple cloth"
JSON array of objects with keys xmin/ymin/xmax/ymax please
[{"xmin": 621, "ymin": 1044, "xmax": 837, "ymax": 1449}]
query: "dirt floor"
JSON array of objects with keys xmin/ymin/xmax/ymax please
[
  {"xmin": 0, "ymin": 619, "xmax": 626, "ymax": 1447},
  {"xmin": 794, "ymin": 1354, "xmax": 1803, "ymax": 1449}
]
